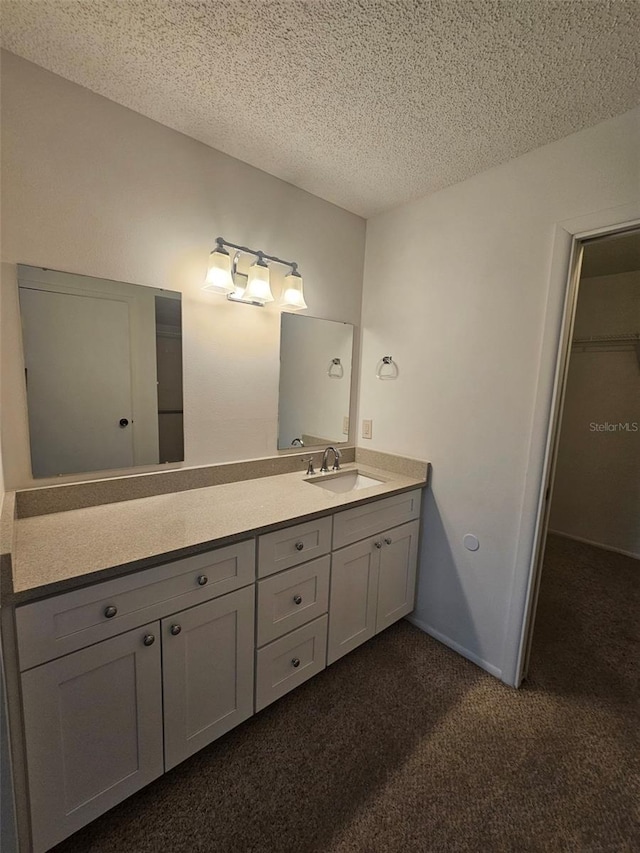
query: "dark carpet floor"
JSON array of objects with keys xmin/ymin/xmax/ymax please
[{"xmin": 53, "ymin": 534, "xmax": 639, "ymax": 853}]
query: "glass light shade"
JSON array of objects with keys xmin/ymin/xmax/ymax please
[
  {"xmin": 203, "ymin": 249, "xmax": 234, "ymax": 294},
  {"xmin": 244, "ymin": 260, "xmax": 274, "ymax": 303},
  {"xmin": 280, "ymin": 271, "xmax": 307, "ymax": 310}
]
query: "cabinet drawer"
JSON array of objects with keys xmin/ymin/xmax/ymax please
[
  {"xmin": 257, "ymin": 555, "xmax": 330, "ymax": 647},
  {"xmin": 332, "ymin": 489, "xmax": 421, "ymax": 550},
  {"xmin": 256, "ymin": 615, "xmax": 328, "ymax": 711},
  {"xmin": 258, "ymin": 517, "xmax": 332, "ymax": 578},
  {"xmin": 16, "ymin": 539, "xmax": 256, "ymax": 670}
]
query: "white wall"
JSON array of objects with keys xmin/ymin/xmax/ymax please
[
  {"xmin": 0, "ymin": 51, "xmax": 365, "ymax": 489},
  {"xmin": 359, "ymin": 107, "xmax": 640, "ymax": 683},
  {"xmin": 550, "ymin": 270, "xmax": 640, "ymax": 557}
]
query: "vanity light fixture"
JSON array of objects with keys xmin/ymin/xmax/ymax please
[
  {"xmin": 203, "ymin": 241, "xmax": 234, "ymax": 294},
  {"xmin": 328, "ymin": 357, "xmax": 344, "ymax": 378},
  {"xmin": 280, "ymin": 265, "xmax": 308, "ymax": 311},
  {"xmin": 243, "ymin": 253, "xmax": 274, "ymax": 303},
  {"xmin": 202, "ymin": 237, "xmax": 307, "ymax": 309},
  {"xmin": 376, "ymin": 355, "xmax": 399, "ymax": 380}
]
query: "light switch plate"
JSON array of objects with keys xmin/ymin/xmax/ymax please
[
  {"xmin": 343, "ymin": 416, "xmax": 349, "ymax": 435},
  {"xmin": 362, "ymin": 419, "xmax": 373, "ymax": 439}
]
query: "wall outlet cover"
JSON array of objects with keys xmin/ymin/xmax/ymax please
[
  {"xmin": 463, "ymin": 534, "xmax": 480, "ymax": 551},
  {"xmin": 362, "ymin": 419, "xmax": 373, "ymax": 439},
  {"xmin": 343, "ymin": 416, "xmax": 349, "ymax": 435}
]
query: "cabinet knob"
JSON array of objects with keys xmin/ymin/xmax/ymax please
[
  {"xmin": 293, "ymin": 594, "xmax": 302, "ymax": 605},
  {"xmin": 291, "ymin": 657, "xmax": 301, "ymax": 668},
  {"xmin": 295, "ymin": 541, "xmax": 304, "ymax": 552},
  {"xmin": 374, "ymin": 541, "xmax": 382, "ymax": 549},
  {"xmin": 197, "ymin": 575, "xmax": 208, "ymax": 586},
  {"xmin": 170, "ymin": 624, "xmax": 182, "ymax": 636},
  {"xmin": 143, "ymin": 634, "xmax": 155, "ymax": 646},
  {"xmin": 104, "ymin": 605, "xmax": 118, "ymax": 619},
  {"xmin": 119, "ymin": 418, "xmax": 129, "ymax": 428},
  {"xmin": 384, "ymin": 537, "xmax": 392, "ymax": 545}
]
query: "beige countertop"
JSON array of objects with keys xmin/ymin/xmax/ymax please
[{"xmin": 8, "ymin": 463, "xmax": 427, "ymax": 601}]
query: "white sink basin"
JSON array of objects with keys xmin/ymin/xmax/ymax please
[{"xmin": 306, "ymin": 470, "xmax": 384, "ymax": 493}]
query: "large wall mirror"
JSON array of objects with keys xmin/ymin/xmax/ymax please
[
  {"xmin": 18, "ymin": 264, "xmax": 184, "ymax": 477},
  {"xmin": 278, "ymin": 313, "xmax": 354, "ymax": 449}
]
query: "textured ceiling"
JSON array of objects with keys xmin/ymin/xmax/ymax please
[{"xmin": 1, "ymin": 0, "xmax": 639, "ymax": 217}]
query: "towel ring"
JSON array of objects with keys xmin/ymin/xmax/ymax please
[
  {"xmin": 376, "ymin": 356, "xmax": 399, "ymax": 380},
  {"xmin": 328, "ymin": 358, "xmax": 344, "ymax": 379}
]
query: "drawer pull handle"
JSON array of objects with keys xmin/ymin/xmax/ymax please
[
  {"xmin": 291, "ymin": 657, "xmax": 301, "ymax": 668},
  {"xmin": 104, "ymin": 605, "xmax": 118, "ymax": 619},
  {"xmin": 384, "ymin": 537, "xmax": 392, "ymax": 545},
  {"xmin": 374, "ymin": 541, "xmax": 382, "ymax": 549},
  {"xmin": 295, "ymin": 541, "xmax": 304, "ymax": 552},
  {"xmin": 143, "ymin": 634, "xmax": 155, "ymax": 646},
  {"xmin": 197, "ymin": 575, "xmax": 208, "ymax": 586},
  {"xmin": 293, "ymin": 594, "xmax": 302, "ymax": 605},
  {"xmin": 170, "ymin": 624, "xmax": 182, "ymax": 636}
]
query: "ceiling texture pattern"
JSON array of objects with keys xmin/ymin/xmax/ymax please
[{"xmin": 1, "ymin": 0, "xmax": 639, "ymax": 217}]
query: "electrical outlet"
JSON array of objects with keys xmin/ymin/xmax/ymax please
[
  {"xmin": 362, "ymin": 419, "xmax": 373, "ymax": 440},
  {"xmin": 343, "ymin": 416, "xmax": 349, "ymax": 435}
]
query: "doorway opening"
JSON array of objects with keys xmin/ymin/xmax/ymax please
[{"xmin": 524, "ymin": 227, "xmax": 639, "ymax": 685}]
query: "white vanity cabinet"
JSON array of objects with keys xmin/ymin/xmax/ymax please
[
  {"xmin": 15, "ymin": 540, "xmax": 256, "ymax": 853},
  {"xmin": 328, "ymin": 491, "xmax": 421, "ymax": 665},
  {"xmin": 12, "ymin": 485, "xmax": 423, "ymax": 852}
]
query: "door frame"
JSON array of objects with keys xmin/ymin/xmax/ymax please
[{"xmin": 501, "ymin": 203, "xmax": 640, "ymax": 687}]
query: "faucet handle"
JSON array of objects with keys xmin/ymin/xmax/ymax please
[
  {"xmin": 302, "ymin": 456, "xmax": 315, "ymax": 476},
  {"xmin": 332, "ymin": 448, "xmax": 342, "ymax": 471}
]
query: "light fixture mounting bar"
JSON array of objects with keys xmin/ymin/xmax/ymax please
[{"xmin": 215, "ymin": 237, "xmax": 298, "ymax": 271}]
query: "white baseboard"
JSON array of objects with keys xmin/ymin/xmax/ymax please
[
  {"xmin": 405, "ymin": 615, "xmax": 504, "ymax": 681},
  {"xmin": 548, "ymin": 529, "xmax": 640, "ymax": 561}
]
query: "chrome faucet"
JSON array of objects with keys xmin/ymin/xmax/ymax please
[{"xmin": 320, "ymin": 446, "xmax": 341, "ymax": 473}]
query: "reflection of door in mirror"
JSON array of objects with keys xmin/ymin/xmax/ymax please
[
  {"xmin": 20, "ymin": 287, "xmax": 135, "ymax": 476},
  {"xmin": 18, "ymin": 265, "xmax": 184, "ymax": 478},
  {"xmin": 278, "ymin": 314, "xmax": 354, "ymax": 449}
]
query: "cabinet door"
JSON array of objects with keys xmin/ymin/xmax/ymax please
[
  {"xmin": 22, "ymin": 623, "xmax": 163, "ymax": 853},
  {"xmin": 327, "ymin": 537, "xmax": 380, "ymax": 665},
  {"xmin": 376, "ymin": 520, "xmax": 420, "ymax": 633},
  {"xmin": 162, "ymin": 585, "xmax": 255, "ymax": 770}
]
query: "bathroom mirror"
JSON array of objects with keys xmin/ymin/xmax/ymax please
[
  {"xmin": 18, "ymin": 264, "xmax": 184, "ymax": 477},
  {"xmin": 278, "ymin": 313, "xmax": 354, "ymax": 449}
]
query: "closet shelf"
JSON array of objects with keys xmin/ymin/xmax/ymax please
[{"xmin": 572, "ymin": 332, "xmax": 639, "ymax": 344}]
